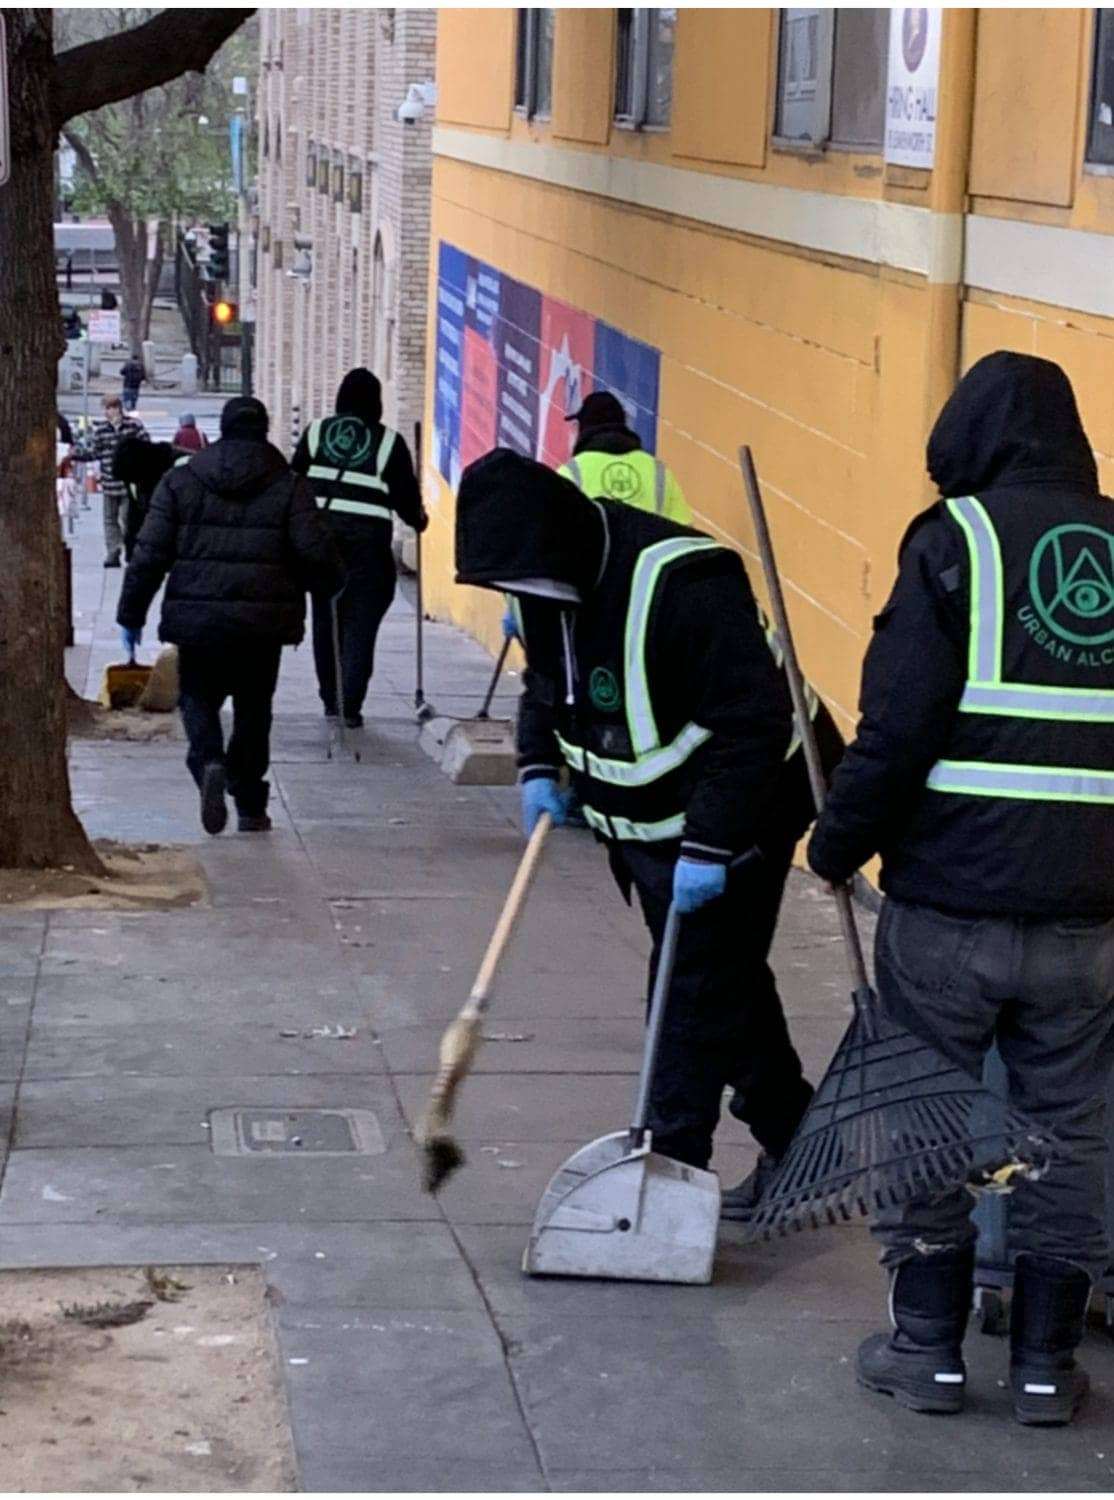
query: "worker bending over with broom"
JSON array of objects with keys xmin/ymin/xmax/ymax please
[
  {"xmin": 809, "ymin": 353, "xmax": 1114, "ymax": 1426},
  {"xmin": 455, "ymin": 449, "xmax": 843, "ymax": 1202}
]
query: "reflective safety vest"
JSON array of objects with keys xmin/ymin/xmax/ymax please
[
  {"xmin": 559, "ymin": 450, "xmax": 692, "ymax": 526},
  {"xmin": 305, "ymin": 415, "xmax": 398, "ymax": 522},
  {"xmin": 542, "ymin": 534, "xmax": 820, "ymax": 842},
  {"xmin": 927, "ymin": 494, "xmax": 1114, "ymax": 805}
]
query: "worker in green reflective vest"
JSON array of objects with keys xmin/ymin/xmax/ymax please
[
  {"xmin": 559, "ymin": 390, "xmax": 691, "ymax": 523},
  {"xmin": 810, "ymin": 352, "xmax": 1114, "ymax": 1428},
  {"xmin": 292, "ymin": 368, "xmax": 426, "ymax": 727},
  {"xmin": 457, "ymin": 447, "xmax": 844, "ymax": 1196}
]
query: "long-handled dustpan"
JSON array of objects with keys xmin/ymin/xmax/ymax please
[
  {"xmin": 436, "ymin": 637, "xmax": 518, "ymax": 785},
  {"xmin": 523, "ymin": 904, "xmax": 721, "ymax": 1284}
]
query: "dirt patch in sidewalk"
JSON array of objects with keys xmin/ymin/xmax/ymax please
[
  {"xmin": 0, "ymin": 1264, "xmax": 297, "ymax": 1492},
  {"xmin": 69, "ymin": 697, "xmax": 181, "ymax": 743},
  {"xmin": 0, "ymin": 842, "xmax": 207, "ymax": 911}
]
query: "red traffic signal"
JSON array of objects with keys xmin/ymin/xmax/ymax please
[{"xmin": 211, "ymin": 299, "xmax": 237, "ymax": 326}]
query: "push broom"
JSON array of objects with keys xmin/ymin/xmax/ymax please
[
  {"xmin": 420, "ymin": 812, "xmax": 552, "ymax": 1192},
  {"xmin": 736, "ymin": 446, "xmax": 1055, "ymax": 1239}
]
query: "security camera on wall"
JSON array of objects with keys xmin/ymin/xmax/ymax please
[{"xmin": 396, "ymin": 81, "xmax": 436, "ymax": 126}]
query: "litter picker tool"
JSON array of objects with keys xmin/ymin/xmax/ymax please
[
  {"xmin": 421, "ymin": 812, "xmax": 552, "ymax": 1193},
  {"xmin": 523, "ymin": 900, "xmax": 721, "ymax": 1284},
  {"xmin": 413, "ymin": 420, "xmax": 435, "ymax": 724},
  {"xmin": 317, "ymin": 448, "xmax": 359, "ymax": 764},
  {"xmin": 736, "ymin": 444, "xmax": 1054, "ymax": 1240}
]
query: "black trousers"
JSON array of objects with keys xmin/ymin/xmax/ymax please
[
  {"xmin": 177, "ymin": 644, "xmax": 282, "ymax": 817},
  {"xmin": 872, "ymin": 898, "xmax": 1114, "ymax": 1279},
  {"xmin": 311, "ymin": 532, "xmax": 396, "ymax": 716},
  {"xmin": 609, "ymin": 838, "xmax": 813, "ymax": 1170}
]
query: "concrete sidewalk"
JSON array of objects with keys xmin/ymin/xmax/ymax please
[{"xmin": 0, "ymin": 504, "xmax": 1111, "ymax": 1491}]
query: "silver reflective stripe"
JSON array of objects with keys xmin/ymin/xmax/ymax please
[
  {"xmin": 581, "ymin": 806, "xmax": 686, "ymax": 842},
  {"xmin": 959, "ymin": 681, "xmax": 1114, "ymax": 722},
  {"xmin": 307, "ymin": 418, "xmax": 322, "ymax": 450},
  {"xmin": 308, "ymin": 463, "xmax": 389, "ymax": 493},
  {"xmin": 927, "ymin": 760, "xmax": 1114, "ymax": 804},
  {"xmin": 377, "ymin": 426, "xmax": 398, "ymax": 473},
  {"xmin": 625, "ymin": 537, "xmax": 721, "ymax": 755},
  {"xmin": 564, "ymin": 458, "xmax": 582, "ymax": 489},
  {"xmin": 315, "ymin": 495, "xmax": 392, "ymax": 521},
  {"xmin": 654, "ymin": 461, "xmax": 666, "ymax": 515},
  {"xmin": 555, "ymin": 720, "xmax": 712, "ymax": 787},
  {"xmin": 947, "ymin": 495, "xmax": 1003, "ymax": 682}
]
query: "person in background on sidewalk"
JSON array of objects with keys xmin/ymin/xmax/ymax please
[
  {"xmin": 292, "ymin": 367, "xmax": 427, "ymax": 728},
  {"xmin": 117, "ymin": 396, "xmax": 344, "ymax": 835},
  {"xmin": 456, "ymin": 448, "xmax": 843, "ymax": 1196},
  {"xmin": 173, "ymin": 412, "xmax": 208, "ymax": 452},
  {"xmin": 73, "ymin": 394, "xmax": 148, "ymax": 567},
  {"xmin": 808, "ymin": 352, "xmax": 1114, "ymax": 1428},
  {"xmin": 112, "ymin": 436, "xmax": 182, "ymax": 562},
  {"xmin": 120, "ymin": 352, "xmax": 146, "ymax": 412}
]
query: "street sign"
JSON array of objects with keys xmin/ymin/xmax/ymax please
[
  {"xmin": 0, "ymin": 15, "xmax": 10, "ymax": 189},
  {"xmin": 87, "ymin": 309, "xmax": 121, "ymax": 344}
]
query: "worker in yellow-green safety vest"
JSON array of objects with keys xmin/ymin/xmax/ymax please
[
  {"xmin": 456, "ymin": 447, "xmax": 845, "ymax": 1206},
  {"xmin": 809, "ymin": 351, "xmax": 1114, "ymax": 1428},
  {"xmin": 292, "ymin": 368, "xmax": 427, "ymax": 728}
]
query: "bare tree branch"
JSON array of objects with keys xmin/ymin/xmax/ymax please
[
  {"xmin": 61, "ymin": 126, "xmax": 98, "ymax": 186},
  {"xmin": 53, "ymin": 8, "xmax": 255, "ymax": 129}
]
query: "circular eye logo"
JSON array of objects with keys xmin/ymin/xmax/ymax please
[
  {"xmin": 902, "ymin": 8, "xmax": 929, "ymax": 72},
  {"xmin": 601, "ymin": 460, "xmax": 643, "ymax": 504},
  {"xmin": 1029, "ymin": 524, "xmax": 1114, "ymax": 647},
  {"xmin": 589, "ymin": 666, "xmax": 622, "ymax": 713},
  {"xmin": 321, "ymin": 416, "xmax": 372, "ymax": 469}
]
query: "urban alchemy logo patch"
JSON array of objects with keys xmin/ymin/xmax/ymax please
[
  {"xmin": 1019, "ymin": 523, "xmax": 1114, "ymax": 666},
  {"xmin": 589, "ymin": 666, "xmax": 622, "ymax": 712},
  {"xmin": 601, "ymin": 460, "xmax": 643, "ymax": 504},
  {"xmin": 321, "ymin": 416, "xmax": 372, "ymax": 469}
]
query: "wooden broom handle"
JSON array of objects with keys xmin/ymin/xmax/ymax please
[{"xmin": 468, "ymin": 813, "xmax": 552, "ymax": 1007}]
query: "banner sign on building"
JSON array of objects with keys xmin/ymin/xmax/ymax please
[
  {"xmin": 884, "ymin": 7, "xmax": 941, "ymax": 170},
  {"xmin": 433, "ymin": 240, "xmax": 661, "ymax": 491}
]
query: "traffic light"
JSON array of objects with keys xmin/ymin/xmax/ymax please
[
  {"xmin": 211, "ymin": 298, "xmax": 237, "ymax": 326},
  {"xmin": 208, "ymin": 222, "xmax": 230, "ymax": 281}
]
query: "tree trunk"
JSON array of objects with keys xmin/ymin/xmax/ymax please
[
  {"xmin": 111, "ymin": 209, "xmax": 146, "ymax": 355},
  {"xmin": 0, "ymin": 11, "xmax": 103, "ymax": 874}
]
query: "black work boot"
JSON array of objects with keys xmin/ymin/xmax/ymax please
[
  {"xmin": 1009, "ymin": 1254, "xmax": 1091, "ymax": 1426},
  {"xmin": 720, "ymin": 1152, "xmax": 781, "ymax": 1222},
  {"xmin": 199, "ymin": 762, "xmax": 227, "ymax": 836},
  {"xmin": 856, "ymin": 1248, "xmax": 973, "ymax": 1414}
]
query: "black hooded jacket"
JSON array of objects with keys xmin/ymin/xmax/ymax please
[
  {"xmin": 118, "ymin": 437, "xmax": 344, "ymax": 647},
  {"xmin": 456, "ymin": 449, "xmax": 843, "ymax": 861},
  {"xmin": 113, "ymin": 437, "xmax": 180, "ymax": 556},
  {"xmin": 809, "ymin": 352, "xmax": 1114, "ymax": 916},
  {"xmin": 290, "ymin": 368, "xmax": 423, "ymax": 539}
]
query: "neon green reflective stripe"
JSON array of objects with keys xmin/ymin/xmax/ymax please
[
  {"xmin": 947, "ymin": 495, "xmax": 1003, "ymax": 682},
  {"xmin": 624, "ymin": 538, "xmax": 721, "ymax": 755},
  {"xmin": 509, "ymin": 596, "xmax": 525, "ymax": 639},
  {"xmin": 174, "ymin": 454, "xmax": 190, "ymax": 468},
  {"xmin": 307, "ymin": 463, "xmax": 389, "ymax": 493},
  {"xmin": 315, "ymin": 495, "xmax": 392, "ymax": 520},
  {"xmin": 555, "ymin": 720, "xmax": 712, "ymax": 787},
  {"xmin": 927, "ymin": 760, "xmax": 1114, "ymax": 804},
  {"xmin": 562, "ymin": 459, "xmax": 582, "ymax": 489},
  {"xmin": 959, "ymin": 681, "xmax": 1114, "ymax": 721},
  {"xmin": 581, "ymin": 806, "xmax": 687, "ymax": 842}
]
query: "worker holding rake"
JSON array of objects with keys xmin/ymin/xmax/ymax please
[
  {"xmin": 454, "ymin": 448, "xmax": 843, "ymax": 1201},
  {"xmin": 809, "ymin": 353, "xmax": 1114, "ymax": 1426}
]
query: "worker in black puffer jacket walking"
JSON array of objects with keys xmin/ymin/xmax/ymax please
[{"xmin": 118, "ymin": 397, "xmax": 344, "ymax": 835}]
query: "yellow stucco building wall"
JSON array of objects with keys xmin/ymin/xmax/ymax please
[{"xmin": 421, "ymin": 8, "xmax": 1114, "ymax": 741}]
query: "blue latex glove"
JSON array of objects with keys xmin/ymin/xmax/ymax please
[
  {"xmin": 521, "ymin": 777, "xmax": 570, "ymax": 836},
  {"xmin": 120, "ymin": 626, "xmax": 142, "ymax": 657},
  {"xmin": 672, "ymin": 857, "xmax": 727, "ymax": 914},
  {"xmin": 502, "ymin": 608, "xmax": 519, "ymax": 641}
]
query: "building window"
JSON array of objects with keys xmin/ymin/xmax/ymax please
[
  {"xmin": 1088, "ymin": 10, "xmax": 1114, "ymax": 165},
  {"xmin": 775, "ymin": 8, "xmax": 888, "ymax": 149},
  {"xmin": 615, "ymin": 8, "xmax": 676, "ymax": 128},
  {"xmin": 514, "ymin": 9, "xmax": 555, "ymax": 119}
]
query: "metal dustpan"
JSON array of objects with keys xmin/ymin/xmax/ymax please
[
  {"xmin": 523, "ymin": 906, "xmax": 721, "ymax": 1284},
  {"xmin": 426, "ymin": 638, "xmax": 517, "ymax": 786}
]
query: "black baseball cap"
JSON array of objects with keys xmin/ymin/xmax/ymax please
[{"xmin": 565, "ymin": 391, "xmax": 626, "ymax": 430}]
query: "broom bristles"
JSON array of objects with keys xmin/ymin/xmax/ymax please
[{"xmin": 419, "ymin": 1007, "xmax": 484, "ymax": 1195}]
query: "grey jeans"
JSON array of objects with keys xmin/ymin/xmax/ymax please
[
  {"xmin": 102, "ymin": 484, "xmax": 128, "ymax": 559},
  {"xmin": 872, "ymin": 898, "xmax": 1114, "ymax": 1280}
]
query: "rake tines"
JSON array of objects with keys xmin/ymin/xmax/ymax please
[{"xmin": 741, "ymin": 998, "xmax": 1056, "ymax": 1242}]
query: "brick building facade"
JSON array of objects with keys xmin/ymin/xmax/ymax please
[{"xmin": 253, "ymin": 8, "xmax": 435, "ymax": 456}]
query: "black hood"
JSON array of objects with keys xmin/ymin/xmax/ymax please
[
  {"xmin": 455, "ymin": 449, "xmax": 603, "ymax": 597},
  {"xmin": 573, "ymin": 423, "xmax": 642, "ymax": 459},
  {"xmin": 188, "ymin": 438, "xmax": 290, "ymax": 500},
  {"xmin": 927, "ymin": 351, "xmax": 1098, "ymax": 498},
  {"xmin": 336, "ymin": 367, "xmax": 382, "ymax": 427},
  {"xmin": 113, "ymin": 438, "xmax": 177, "ymax": 491}
]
